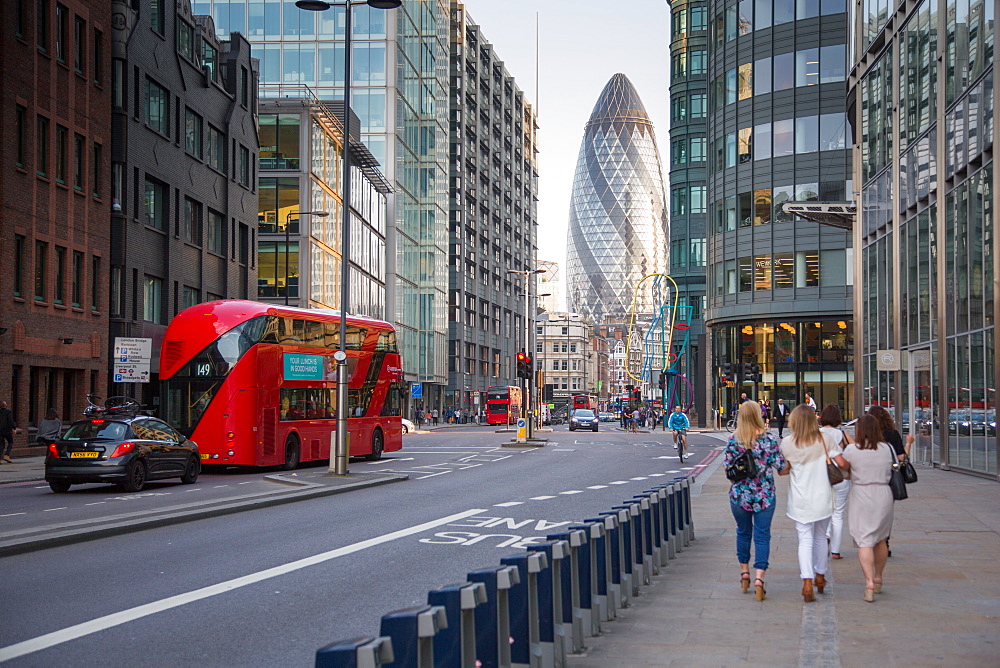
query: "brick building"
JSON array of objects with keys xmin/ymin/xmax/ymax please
[
  {"xmin": 109, "ymin": 0, "xmax": 258, "ymax": 409},
  {"xmin": 1, "ymin": 0, "xmax": 112, "ymax": 454}
]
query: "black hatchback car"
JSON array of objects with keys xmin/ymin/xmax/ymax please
[{"xmin": 45, "ymin": 413, "xmax": 200, "ymax": 493}]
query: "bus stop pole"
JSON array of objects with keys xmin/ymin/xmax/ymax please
[{"xmin": 333, "ymin": 358, "xmax": 349, "ymax": 475}]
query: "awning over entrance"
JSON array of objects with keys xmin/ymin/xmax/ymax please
[{"xmin": 781, "ymin": 201, "xmax": 856, "ymax": 229}]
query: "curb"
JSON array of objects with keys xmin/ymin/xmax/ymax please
[{"xmin": 0, "ymin": 472, "xmax": 407, "ymax": 557}]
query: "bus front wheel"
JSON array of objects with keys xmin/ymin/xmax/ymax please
[
  {"xmin": 367, "ymin": 429, "xmax": 384, "ymax": 461},
  {"xmin": 283, "ymin": 434, "xmax": 300, "ymax": 471}
]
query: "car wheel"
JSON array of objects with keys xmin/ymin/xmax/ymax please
[
  {"xmin": 120, "ymin": 459, "xmax": 147, "ymax": 492},
  {"xmin": 593, "ymin": 427, "xmax": 599, "ymax": 432},
  {"xmin": 402, "ymin": 423, "xmax": 410, "ymax": 435},
  {"xmin": 282, "ymin": 434, "xmax": 300, "ymax": 471},
  {"xmin": 367, "ymin": 428, "xmax": 384, "ymax": 461},
  {"xmin": 48, "ymin": 480, "xmax": 71, "ymax": 493},
  {"xmin": 180, "ymin": 455, "xmax": 200, "ymax": 484}
]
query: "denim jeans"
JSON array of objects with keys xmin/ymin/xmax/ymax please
[{"xmin": 731, "ymin": 501, "xmax": 776, "ymax": 571}]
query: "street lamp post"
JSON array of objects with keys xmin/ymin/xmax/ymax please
[
  {"xmin": 509, "ymin": 268, "xmax": 545, "ymax": 439},
  {"xmin": 284, "ymin": 211, "xmax": 329, "ymax": 306},
  {"xmin": 296, "ymin": 0, "xmax": 400, "ymax": 475}
]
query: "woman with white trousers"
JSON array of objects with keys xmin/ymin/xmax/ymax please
[
  {"xmin": 779, "ymin": 404, "xmax": 849, "ymax": 602},
  {"xmin": 818, "ymin": 404, "xmax": 852, "ymax": 559}
]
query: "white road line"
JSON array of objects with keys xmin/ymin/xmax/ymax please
[
  {"xmin": 185, "ymin": 489, "xmax": 201, "ymax": 492},
  {"xmin": 587, "ymin": 485, "xmax": 608, "ymax": 489},
  {"xmin": 667, "ymin": 470, "xmax": 680, "ymax": 473},
  {"xmin": 0, "ymin": 507, "xmax": 488, "ymax": 663},
  {"xmin": 213, "ymin": 485, "xmax": 229, "ymax": 488},
  {"xmin": 34, "ymin": 486, "xmax": 47, "ymax": 489},
  {"xmin": 43, "ymin": 507, "xmax": 67, "ymax": 512},
  {"xmin": 237, "ymin": 482, "xmax": 251, "ymax": 485},
  {"xmin": 530, "ymin": 495, "xmax": 556, "ymax": 500},
  {"xmin": 648, "ymin": 473, "xmax": 665, "ymax": 477},
  {"xmin": 0, "ymin": 512, "xmax": 26, "ymax": 517},
  {"xmin": 608, "ymin": 481, "xmax": 629, "ymax": 485},
  {"xmin": 493, "ymin": 501, "xmax": 524, "ymax": 507},
  {"xmin": 630, "ymin": 477, "xmax": 648, "ymax": 481},
  {"xmin": 85, "ymin": 502, "xmax": 106, "ymax": 506},
  {"xmin": 559, "ymin": 490, "xmax": 583, "ymax": 495},
  {"xmin": 416, "ymin": 471, "xmax": 452, "ymax": 479}
]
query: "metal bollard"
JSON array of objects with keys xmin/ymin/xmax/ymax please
[
  {"xmin": 613, "ymin": 502, "xmax": 648, "ymax": 586},
  {"xmin": 544, "ymin": 528, "xmax": 586, "ymax": 653},
  {"xmin": 608, "ymin": 505, "xmax": 640, "ymax": 597},
  {"xmin": 500, "ymin": 550, "xmax": 548, "ymax": 668},
  {"xmin": 644, "ymin": 488, "xmax": 668, "ymax": 568},
  {"xmin": 316, "ymin": 636, "xmax": 394, "ymax": 668},
  {"xmin": 681, "ymin": 476, "xmax": 696, "ymax": 542},
  {"xmin": 467, "ymin": 566, "xmax": 520, "ymax": 668},
  {"xmin": 666, "ymin": 482, "xmax": 682, "ymax": 553},
  {"xmin": 567, "ymin": 522, "xmax": 603, "ymax": 637},
  {"xmin": 379, "ymin": 606, "xmax": 448, "ymax": 668},
  {"xmin": 597, "ymin": 509, "xmax": 629, "ymax": 610},
  {"xmin": 427, "ymin": 582, "xmax": 487, "ymax": 668},
  {"xmin": 583, "ymin": 516, "xmax": 615, "ymax": 622},
  {"xmin": 526, "ymin": 540, "xmax": 569, "ymax": 668},
  {"xmin": 629, "ymin": 495, "xmax": 658, "ymax": 577},
  {"xmin": 673, "ymin": 477, "xmax": 691, "ymax": 546},
  {"xmin": 653, "ymin": 484, "xmax": 676, "ymax": 561}
]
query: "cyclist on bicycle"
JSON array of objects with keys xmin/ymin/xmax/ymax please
[{"xmin": 668, "ymin": 405, "xmax": 691, "ymax": 459}]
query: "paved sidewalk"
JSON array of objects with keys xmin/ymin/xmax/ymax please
[{"xmin": 569, "ymin": 459, "xmax": 1000, "ymax": 667}]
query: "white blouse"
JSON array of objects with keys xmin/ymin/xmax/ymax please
[{"xmin": 780, "ymin": 431, "xmax": 842, "ymax": 523}]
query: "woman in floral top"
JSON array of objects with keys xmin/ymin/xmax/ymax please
[{"xmin": 724, "ymin": 400, "xmax": 787, "ymax": 601}]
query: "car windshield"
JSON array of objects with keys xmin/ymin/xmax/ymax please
[
  {"xmin": 62, "ymin": 421, "xmax": 129, "ymax": 441},
  {"xmin": 574, "ymin": 410, "xmax": 596, "ymax": 418}
]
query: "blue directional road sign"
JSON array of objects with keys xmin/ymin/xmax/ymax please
[{"xmin": 411, "ymin": 382, "xmax": 423, "ymax": 399}]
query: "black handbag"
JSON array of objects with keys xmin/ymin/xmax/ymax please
[
  {"xmin": 726, "ymin": 446, "xmax": 759, "ymax": 483},
  {"xmin": 900, "ymin": 456, "xmax": 918, "ymax": 484},
  {"xmin": 888, "ymin": 446, "xmax": 908, "ymax": 500}
]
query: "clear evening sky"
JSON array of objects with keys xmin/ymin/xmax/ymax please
[{"xmin": 461, "ymin": 0, "xmax": 671, "ymax": 307}]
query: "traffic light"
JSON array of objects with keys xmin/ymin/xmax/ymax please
[
  {"xmin": 750, "ymin": 362, "xmax": 762, "ymax": 383},
  {"xmin": 658, "ymin": 373, "xmax": 667, "ymax": 390},
  {"xmin": 516, "ymin": 351, "xmax": 529, "ymax": 379},
  {"xmin": 722, "ymin": 362, "xmax": 734, "ymax": 381},
  {"xmin": 525, "ymin": 353, "xmax": 534, "ymax": 378},
  {"xmin": 741, "ymin": 362, "xmax": 753, "ymax": 382},
  {"xmin": 631, "ymin": 387, "xmax": 642, "ymax": 401}
]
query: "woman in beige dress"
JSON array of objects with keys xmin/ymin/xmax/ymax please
[{"xmin": 839, "ymin": 414, "xmax": 895, "ymax": 602}]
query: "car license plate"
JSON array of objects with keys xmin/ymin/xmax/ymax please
[
  {"xmin": 70, "ymin": 451, "xmax": 100, "ymax": 459},
  {"xmin": 200, "ymin": 453, "xmax": 211, "ymax": 460}
]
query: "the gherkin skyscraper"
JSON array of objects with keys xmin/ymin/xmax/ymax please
[{"xmin": 566, "ymin": 73, "xmax": 668, "ymax": 323}]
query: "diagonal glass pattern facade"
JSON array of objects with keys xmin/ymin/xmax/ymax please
[{"xmin": 566, "ymin": 74, "xmax": 669, "ymax": 323}]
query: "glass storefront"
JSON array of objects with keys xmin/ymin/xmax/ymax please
[{"xmin": 714, "ymin": 319, "xmax": 854, "ymax": 418}]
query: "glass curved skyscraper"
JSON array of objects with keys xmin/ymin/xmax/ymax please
[{"xmin": 566, "ymin": 73, "xmax": 668, "ymax": 323}]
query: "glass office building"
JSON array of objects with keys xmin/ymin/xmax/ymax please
[
  {"xmin": 195, "ymin": 0, "xmax": 451, "ymax": 411},
  {"xmin": 703, "ymin": 0, "xmax": 855, "ymax": 417},
  {"xmin": 851, "ymin": 0, "xmax": 996, "ymax": 476},
  {"xmin": 566, "ymin": 73, "xmax": 669, "ymax": 324}
]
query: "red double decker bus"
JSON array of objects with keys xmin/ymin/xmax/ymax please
[
  {"xmin": 486, "ymin": 385, "xmax": 523, "ymax": 425},
  {"xmin": 572, "ymin": 394, "xmax": 598, "ymax": 411},
  {"xmin": 159, "ymin": 300, "xmax": 405, "ymax": 469}
]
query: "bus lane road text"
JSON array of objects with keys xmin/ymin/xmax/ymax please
[{"xmin": 418, "ymin": 515, "xmax": 576, "ymax": 549}]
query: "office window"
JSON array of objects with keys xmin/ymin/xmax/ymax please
[
  {"xmin": 91, "ymin": 256, "xmax": 100, "ymax": 310},
  {"xmin": 796, "ymin": 115, "xmax": 819, "ymax": 153},
  {"xmin": 74, "ymin": 15, "xmax": 85, "ymax": 73},
  {"xmin": 797, "ymin": 48, "xmax": 820, "ymax": 87},
  {"xmin": 820, "ymin": 113, "xmax": 847, "ymax": 151},
  {"xmin": 691, "ymin": 137, "xmax": 706, "ymax": 162},
  {"xmin": 690, "ymin": 238, "xmax": 706, "ymax": 266},
  {"xmin": 143, "ymin": 276, "xmax": 162, "ymax": 323},
  {"xmin": 150, "ymin": 0, "xmax": 163, "ymax": 33},
  {"xmin": 144, "ymin": 177, "xmax": 166, "ymax": 230},
  {"xmin": 145, "ymin": 77, "xmax": 168, "ymax": 135},
  {"xmin": 14, "ymin": 235, "xmax": 25, "ymax": 297},
  {"xmin": 34, "ymin": 241, "xmax": 47, "ymax": 301},
  {"xmin": 183, "ymin": 197, "xmax": 202, "ymax": 244},
  {"xmin": 755, "ymin": 57, "xmax": 772, "ymax": 95},
  {"xmin": 691, "ymin": 93, "xmax": 706, "ymax": 118},
  {"xmin": 73, "ymin": 133, "xmax": 84, "ymax": 190},
  {"xmin": 16, "ymin": 106, "xmax": 26, "ymax": 167},
  {"xmin": 240, "ymin": 67, "xmax": 249, "ymax": 107},
  {"xmin": 259, "ymin": 114, "xmax": 301, "ymax": 169},
  {"xmin": 819, "ymin": 44, "xmax": 846, "ymax": 83},
  {"xmin": 177, "ymin": 20, "xmax": 194, "ymax": 61},
  {"xmin": 754, "ymin": 122, "xmax": 772, "ymax": 160},
  {"xmin": 184, "ymin": 108, "xmax": 202, "ymax": 157},
  {"xmin": 54, "ymin": 246, "xmax": 66, "ymax": 304},
  {"xmin": 92, "ymin": 143, "xmax": 101, "ymax": 197},
  {"xmin": 774, "ymin": 52, "xmax": 795, "ymax": 90},
  {"xmin": 207, "ymin": 209, "xmax": 225, "ymax": 254},
  {"xmin": 691, "ymin": 186, "xmax": 707, "ymax": 213},
  {"xmin": 37, "ymin": 0, "xmax": 49, "ymax": 51},
  {"xmin": 773, "ymin": 119, "xmax": 794, "ymax": 156},
  {"xmin": 93, "ymin": 29, "xmax": 102, "ymax": 84},
  {"xmin": 55, "ymin": 3, "xmax": 67, "ymax": 61},
  {"xmin": 239, "ymin": 145, "xmax": 251, "ymax": 185},
  {"xmin": 737, "ymin": 63, "xmax": 753, "ymax": 100},
  {"xmin": 72, "ymin": 250, "xmax": 82, "ymax": 307},
  {"xmin": 672, "ymin": 95, "xmax": 687, "ymax": 122},
  {"xmin": 182, "ymin": 286, "xmax": 199, "ymax": 309},
  {"xmin": 55, "ymin": 125, "xmax": 67, "ymax": 183},
  {"xmin": 690, "ymin": 50, "xmax": 707, "ymax": 75},
  {"xmin": 672, "ymin": 138, "xmax": 687, "ymax": 164},
  {"xmin": 738, "ymin": 126, "xmax": 753, "ymax": 163},
  {"xmin": 207, "ymin": 125, "xmax": 225, "ymax": 171},
  {"xmin": 36, "ymin": 116, "xmax": 49, "ymax": 177},
  {"xmin": 202, "ymin": 41, "xmax": 218, "ymax": 82}
]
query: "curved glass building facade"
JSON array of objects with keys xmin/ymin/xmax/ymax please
[
  {"xmin": 703, "ymin": 0, "xmax": 855, "ymax": 417},
  {"xmin": 566, "ymin": 74, "xmax": 668, "ymax": 323}
]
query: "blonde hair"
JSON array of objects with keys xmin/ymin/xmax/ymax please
[
  {"xmin": 734, "ymin": 400, "xmax": 765, "ymax": 447},
  {"xmin": 788, "ymin": 404, "xmax": 822, "ymax": 447}
]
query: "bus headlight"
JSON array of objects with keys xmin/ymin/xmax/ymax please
[{"xmin": 228, "ymin": 449, "xmax": 235, "ymax": 456}]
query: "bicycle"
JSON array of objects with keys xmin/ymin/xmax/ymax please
[
  {"xmin": 672, "ymin": 428, "xmax": 688, "ymax": 461},
  {"xmin": 725, "ymin": 415, "xmax": 737, "ymax": 432}
]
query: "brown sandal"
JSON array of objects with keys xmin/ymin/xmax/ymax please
[{"xmin": 754, "ymin": 578, "xmax": 766, "ymax": 601}]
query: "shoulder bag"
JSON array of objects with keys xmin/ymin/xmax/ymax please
[
  {"xmin": 725, "ymin": 443, "xmax": 759, "ymax": 483},
  {"xmin": 887, "ymin": 445, "xmax": 908, "ymax": 500},
  {"xmin": 822, "ymin": 437, "xmax": 845, "ymax": 485},
  {"xmin": 900, "ymin": 455, "xmax": 918, "ymax": 484}
]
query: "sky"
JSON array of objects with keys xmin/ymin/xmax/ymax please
[{"xmin": 461, "ymin": 0, "xmax": 672, "ymax": 306}]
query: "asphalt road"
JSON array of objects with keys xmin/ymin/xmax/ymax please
[{"xmin": 0, "ymin": 426, "xmax": 724, "ymax": 667}]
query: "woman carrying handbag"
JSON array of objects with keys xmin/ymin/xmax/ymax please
[
  {"xmin": 779, "ymin": 404, "xmax": 849, "ymax": 602},
  {"xmin": 724, "ymin": 400, "xmax": 786, "ymax": 601}
]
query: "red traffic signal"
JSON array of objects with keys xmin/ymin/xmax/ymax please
[{"xmin": 516, "ymin": 351, "xmax": 532, "ymax": 379}]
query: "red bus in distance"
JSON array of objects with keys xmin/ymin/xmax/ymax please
[
  {"xmin": 486, "ymin": 385, "xmax": 522, "ymax": 425},
  {"xmin": 159, "ymin": 300, "xmax": 405, "ymax": 469},
  {"xmin": 572, "ymin": 394, "xmax": 598, "ymax": 411}
]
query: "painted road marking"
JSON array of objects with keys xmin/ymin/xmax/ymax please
[
  {"xmin": 494, "ymin": 501, "xmax": 524, "ymax": 507},
  {"xmin": 587, "ymin": 485, "xmax": 608, "ymax": 489},
  {"xmin": 0, "ymin": 513, "xmax": 26, "ymax": 517},
  {"xmin": 43, "ymin": 507, "xmax": 67, "ymax": 512},
  {"xmin": 0, "ymin": 508, "xmax": 488, "ymax": 663},
  {"xmin": 649, "ymin": 473, "xmax": 665, "ymax": 477},
  {"xmin": 530, "ymin": 495, "xmax": 556, "ymax": 500},
  {"xmin": 608, "ymin": 481, "xmax": 629, "ymax": 485},
  {"xmin": 559, "ymin": 490, "xmax": 583, "ymax": 495},
  {"xmin": 85, "ymin": 502, "xmax": 106, "ymax": 506},
  {"xmin": 630, "ymin": 477, "xmax": 648, "ymax": 481}
]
